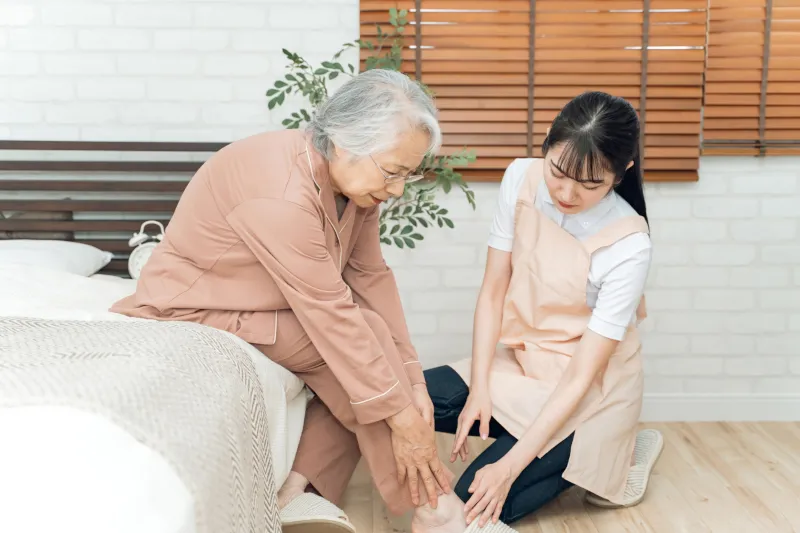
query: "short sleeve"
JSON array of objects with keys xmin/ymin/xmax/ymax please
[
  {"xmin": 488, "ymin": 158, "xmax": 532, "ymax": 252},
  {"xmin": 587, "ymin": 234, "xmax": 652, "ymax": 341}
]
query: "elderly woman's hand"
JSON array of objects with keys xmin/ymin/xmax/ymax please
[{"xmin": 387, "ymin": 404, "xmax": 451, "ymax": 508}]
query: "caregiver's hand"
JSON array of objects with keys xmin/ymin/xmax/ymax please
[
  {"xmin": 464, "ymin": 459, "xmax": 514, "ymax": 527},
  {"xmin": 411, "ymin": 383, "xmax": 435, "ymax": 428},
  {"xmin": 451, "ymin": 387, "xmax": 492, "ymax": 463},
  {"xmin": 387, "ymin": 404, "xmax": 451, "ymax": 508}
]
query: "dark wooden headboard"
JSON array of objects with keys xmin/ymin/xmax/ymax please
[{"xmin": 0, "ymin": 140, "xmax": 227, "ymax": 276}]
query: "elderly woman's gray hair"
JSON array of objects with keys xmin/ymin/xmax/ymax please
[{"xmin": 307, "ymin": 69, "xmax": 442, "ymax": 160}]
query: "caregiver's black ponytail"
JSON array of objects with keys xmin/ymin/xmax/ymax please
[{"xmin": 542, "ymin": 91, "xmax": 648, "ymax": 225}]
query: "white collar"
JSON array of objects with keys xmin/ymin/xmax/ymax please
[{"xmin": 537, "ymin": 178, "xmax": 617, "ymax": 228}]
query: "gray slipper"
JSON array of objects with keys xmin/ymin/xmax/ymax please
[
  {"xmin": 280, "ymin": 493, "xmax": 356, "ymax": 533},
  {"xmin": 585, "ymin": 428, "xmax": 664, "ymax": 508}
]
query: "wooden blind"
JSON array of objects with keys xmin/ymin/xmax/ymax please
[
  {"xmin": 360, "ymin": 1, "xmax": 707, "ymax": 181},
  {"xmin": 704, "ymin": 0, "xmax": 800, "ymax": 156},
  {"xmin": 766, "ymin": 0, "xmax": 800, "ymax": 154},
  {"xmin": 361, "ymin": 0, "xmax": 531, "ymax": 181},
  {"xmin": 703, "ymin": 0, "xmax": 768, "ymax": 155}
]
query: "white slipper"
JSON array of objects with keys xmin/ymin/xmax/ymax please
[
  {"xmin": 584, "ymin": 429, "xmax": 664, "ymax": 508},
  {"xmin": 464, "ymin": 518, "xmax": 519, "ymax": 532},
  {"xmin": 280, "ymin": 493, "xmax": 356, "ymax": 533}
]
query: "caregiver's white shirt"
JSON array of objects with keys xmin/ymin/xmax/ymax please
[{"xmin": 488, "ymin": 158, "xmax": 652, "ymax": 341}]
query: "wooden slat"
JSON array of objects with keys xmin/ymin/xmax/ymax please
[
  {"xmin": 101, "ymin": 259, "xmax": 130, "ymax": 273},
  {"xmin": 0, "ymin": 220, "xmax": 171, "ymax": 232},
  {"xmin": 0, "ymin": 200, "xmax": 178, "ymax": 212},
  {"xmin": 75, "ymin": 240, "xmax": 138, "ymax": 253},
  {"xmin": 0, "ymin": 180, "xmax": 188, "ymax": 192},
  {"xmin": 0, "ymin": 140, "xmax": 224, "ymax": 152},
  {"xmin": 0, "ymin": 161, "xmax": 202, "ymax": 172}
]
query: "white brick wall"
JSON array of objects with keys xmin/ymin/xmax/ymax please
[
  {"xmin": 2, "ymin": 0, "xmax": 798, "ymax": 420},
  {"xmin": 0, "ymin": 0, "xmax": 358, "ymax": 141}
]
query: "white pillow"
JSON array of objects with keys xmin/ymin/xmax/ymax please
[{"xmin": 0, "ymin": 240, "xmax": 113, "ymax": 277}]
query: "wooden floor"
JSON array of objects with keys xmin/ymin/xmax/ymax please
[{"xmin": 339, "ymin": 422, "xmax": 800, "ymax": 533}]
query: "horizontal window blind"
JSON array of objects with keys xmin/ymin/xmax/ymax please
[
  {"xmin": 702, "ymin": 0, "xmax": 768, "ymax": 155},
  {"xmin": 362, "ymin": 0, "xmax": 532, "ymax": 181},
  {"xmin": 703, "ymin": 0, "xmax": 800, "ymax": 156},
  {"xmin": 644, "ymin": 1, "xmax": 706, "ymax": 180},
  {"xmin": 360, "ymin": 1, "xmax": 707, "ymax": 181},
  {"xmin": 766, "ymin": 0, "xmax": 800, "ymax": 155}
]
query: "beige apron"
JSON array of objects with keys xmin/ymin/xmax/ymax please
[{"xmin": 450, "ymin": 160, "xmax": 649, "ymax": 504}]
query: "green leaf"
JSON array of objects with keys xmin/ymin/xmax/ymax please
[
  {"xmin": 444, "ymin": 218, "xmax": 454, "ymax": 229},
  {"xmin": 275, "ymin": 80, "xmax": 287, "ymax": 88},
  {"xmin": 408, "ymin": 218, "xmax": 417, "ymax": 227},
  {"xmin": 286, "ymin": 74, "xmax": 297, "ymax": 82},
  {"xmin": 266, "ymin": 88, "xmax": 278, "ymax": 96},
  {"xmin": 393, "ymin": 236, "xmax": 404, "ymax": 248},
  {"xmin": 314, "ymin": 68, "xmax": 327, "ymax": 75},
  {"xmin": 379, "ymin": 223, "xmax": 386, "ymax": 235},
  {"xmin": 403, "ymin": 206, "xmax": 413, "ymax": 215},
  {"xmin": 418, "ymin": 218, "xmax": 429, "ymax": 228},
  {"xmin": 380, "ymin": 237, "xmax": 391, "ymax": 245},
  {"xmin": 330, "ymin": 71, "xmax": 339, "ymax": 80},
  {"xmin": 401, "ymin": 225, "xmax": 413, "ymax": 235},
  {"xmin": 437, "ymin": 208, "xmax": 449, "ymax": 215},
  {"xmin": 403, "ymin": 237, "xmax": 415, "ymax": 248},
  {"xmin": 268, "ymin": 98, "xmax": 277, "ymax": 110},
  {"xmin": 390, "ymin": 225, "xmax": 400, "ymax": 235},
  {"xmin": 437, "ymin": 218, "xmax": 443, "ymax": 228},
  {"xmin": 348, "ymin": 64, "xmax": 355, "ymax": 73}
]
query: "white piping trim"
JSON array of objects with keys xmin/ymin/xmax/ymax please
[
  {"xmin": 350, "ymin": 380, "xmax": 399, "ymax": 405},
  {"xmin": 403, "ymin": 361, "xmax": 421, "ymax": 365},
  {"xmin": 305, "ymin": 144, "xmax": 343, "ymax": 271},
  {"xmin": 272, "ymin": 310, "xmax": 278, "ymax": 345}
]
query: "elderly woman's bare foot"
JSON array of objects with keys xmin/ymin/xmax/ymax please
[
  {"xmin": 277, "ymin": 471, "xmax": 309, "ymax": 509},
  {"xmin": 411, "ymin": 492, "xmax": 467, "ymax": 533}
]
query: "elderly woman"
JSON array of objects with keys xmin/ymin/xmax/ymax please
[{"xmin": 112, "ymin": 70, "xmax": 506, "ymax": 533}]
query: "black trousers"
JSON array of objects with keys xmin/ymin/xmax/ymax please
[{"xmin": 424, "ymin": 365, "xmax": 574, "ymax": 524}]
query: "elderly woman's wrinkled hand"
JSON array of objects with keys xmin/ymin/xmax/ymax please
[{"xmin": 387, "ymin": 404, "xmax": 451, "ymax": 508}]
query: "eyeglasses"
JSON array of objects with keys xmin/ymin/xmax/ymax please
[{"xmin": 370, "ymin": 155, "xmax": 425, "ymax": 184}]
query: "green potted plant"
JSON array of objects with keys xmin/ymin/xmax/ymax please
[{"xmin": 266, "ymin": 8, "xmax": 477, "ymax": 248}]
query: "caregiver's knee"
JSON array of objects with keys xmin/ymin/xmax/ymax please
[{"xmin": 453, "ymin": 471, "xmax": 474, "ymax": 503}]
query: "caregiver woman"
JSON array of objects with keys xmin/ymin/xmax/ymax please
[
  {"xmin": 423, "ymin": 91, "xmax": 664, "ymax": 527},
  {"xmin": 111, "ymin": 69, "xmax": 490, "ymax": 533}
]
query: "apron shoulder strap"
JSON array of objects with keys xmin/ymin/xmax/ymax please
[
  {"xmin": 581, "ymin": 215, "xmax": 650, "ymax": 255},
  {"xmin": 514, "ymin": 159, "xmax": 544, "ymax": 226},
  {"xmin": 582, "ymin": 215, "xmax": 651, "ymax": 323}
]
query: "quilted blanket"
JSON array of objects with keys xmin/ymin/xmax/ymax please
[{"xmin": 0, "ymin": 316, "xmax": 280, "ymax": 533}]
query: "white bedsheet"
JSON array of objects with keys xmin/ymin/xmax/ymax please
[{"xmin": 0, "ymin": 265, "xmax": 308, "ymax": 533}]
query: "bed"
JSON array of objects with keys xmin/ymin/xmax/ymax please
[{"xmin": 0, "ymin": 141, "xmax": 309, "ymax": 533}]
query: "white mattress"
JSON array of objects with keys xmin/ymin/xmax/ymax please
[{"xmin": 0, "ymin": 265, "xmax": 308, "ymax": 533}]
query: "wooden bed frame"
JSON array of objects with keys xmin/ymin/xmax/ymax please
[{"xmin": 0, "ymin": 140, "xmax": 226, "ymax": 277}]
